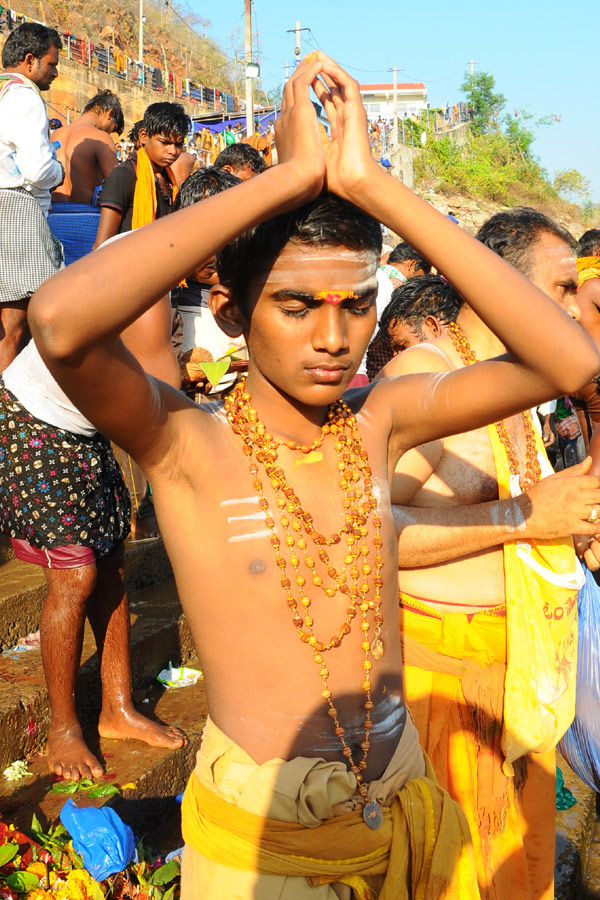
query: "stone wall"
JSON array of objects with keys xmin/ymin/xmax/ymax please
[
  {"xmin": 0, "ymin": 33, "xmax": 205, "ymax": 131},
  {"xmin": 389, "ymin": 143, "xmax": 418, "ymax": 190}
]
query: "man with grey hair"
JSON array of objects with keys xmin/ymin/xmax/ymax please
[{"xmin": 383, "ymin": 206, "xmax": 596, "ymax": 899}]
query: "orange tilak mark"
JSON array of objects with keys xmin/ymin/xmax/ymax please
[{"xmin": 314, "ymin": 290, "xmax": 359, "ymax": 305}]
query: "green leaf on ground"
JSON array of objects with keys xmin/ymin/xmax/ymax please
[
  {"xmin": 88, "ymin": 783, "xmax": 120, "ymax": 798},
  {"xmin": 6, "ymin": 870, "xmax": 39, "ymax": 891},
  {"xmin": 47, "ymin": 780, "xmax": 79, "ymax": 794},
  {"xmin": 151, "ymin": 859, "xmax": 179, "ymax": 885},
  {"xmin": 30, "ymin": 813, "xmax": 42, "ymax": 836},
  {"xmin": 0, "ymin": 843, "xmax": 18, "ymax": 866}
]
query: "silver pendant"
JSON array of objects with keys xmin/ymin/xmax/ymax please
[
  {"xmin": 371, "ymin": 638, "xmax": 385, "ymax": 660},
  {"xmin": 363, "ymin": 800, "xmax": 383, "ymax": 829}
]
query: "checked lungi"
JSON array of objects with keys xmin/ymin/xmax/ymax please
[
  {"xmin": 0, "ymin": 380, "xmax": 130, "ymax": 557},
  {"xmin": 0, "ymin": 187, "xmax": 64, "ymax": 304}
]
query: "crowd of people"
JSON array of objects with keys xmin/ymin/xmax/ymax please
[{"xmin": 2, "ymin": 22, "xmax": 600, "ymax": 900}]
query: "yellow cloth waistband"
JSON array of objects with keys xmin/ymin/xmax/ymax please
[
  {"xmin": 399, "ymin": 591, "xmax": 506, "ymax": 621},
  {"xmin": 182, "ymin": 756, "xmax": 480, "ymax": 899}
]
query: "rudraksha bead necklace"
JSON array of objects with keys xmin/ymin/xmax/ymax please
[
  {"xmin": 224, "ymin": 378, "xmax": 385, "ymax": 801},
  {"xmin": 447, "ymin": 321, "xmax": 542, "ymax": 490}
]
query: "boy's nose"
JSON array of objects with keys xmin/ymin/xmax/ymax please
[{"xmin": 312, "ymin": 305, "xmax": 348, "ymax": 354}]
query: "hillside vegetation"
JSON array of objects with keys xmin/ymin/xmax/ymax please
[
  {"xmin": 6, "ymin": 0, "xmax": 239, "ymax": 93},
  {"xmin": 414, "ymin": 70, "xmax": 599, "ymax": 227}
]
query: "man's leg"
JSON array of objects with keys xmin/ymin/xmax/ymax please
[
  {"xmin": 0, "ymin": 300, "xmax": 30, "ymax": 372},
  {"xmin": 41, "ymin": 562, "xmax": 105, "ymax": 780},
  {"xmin": 90, "ymin": 545, "xmax": 186, "ymax": 748}
]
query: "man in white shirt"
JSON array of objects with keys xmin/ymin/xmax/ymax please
[{"xmin": 0, "ymin": 23, "xmax": 65, "ymax": 371}]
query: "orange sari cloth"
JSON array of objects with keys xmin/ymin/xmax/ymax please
[{"xmin": 400, "ymin": 594, "xmax": 555, "ymax": 900}]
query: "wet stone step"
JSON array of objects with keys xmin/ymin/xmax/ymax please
[
  {"xmin": 0, "ymin": 680, "xmax": 207, "ymax": 836},
  {"xmin": 556, "ymin": 755, "xmax": 598, "ymax": 900},
  {"xmin": 0, "ymin": 578, "xmax": 194, "ymax": 772}
]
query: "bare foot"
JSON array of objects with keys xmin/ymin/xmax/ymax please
[
  {"xmin": 98, "ymin": 707, "xmax": 188, "ymax": 749},
  {"xmin": 130, "ymin": 509, "xmax": 160, "ymax": 540},
  {"xmin": 47, "ymin": 721, "xmax": 105, "ymax": 781}
]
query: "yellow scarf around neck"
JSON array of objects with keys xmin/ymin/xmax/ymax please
[{"xmin": 131, "ymin": 145, "xmax": 176, "ymax": 230}]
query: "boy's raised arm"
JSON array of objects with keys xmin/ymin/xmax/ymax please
[
  {"xmin": 312, "ymin": 55, "xmax": 600, "ymax": 449},
  {"xmin": 28, "ymin": 58, "xmax": 327, "ymax": 464}
]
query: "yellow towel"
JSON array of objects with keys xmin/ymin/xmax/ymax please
[
  {"xmin": 576, "ymin": 256, "xmax": 600, "ymax": 287},
  {"xmin": 131, "ymin": 146, "xmax": 176, "ymax": 230}
]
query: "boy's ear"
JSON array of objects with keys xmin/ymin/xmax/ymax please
[
  {"xmin": 138, "ymin": 127, "xmax": 148, "ymax": 146},
  {"xmin": 209, "ymin": 284, "xmax": 245, "ymax": 337}
]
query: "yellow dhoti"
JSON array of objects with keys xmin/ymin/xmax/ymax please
[
  {"xmin": 401, "ymin": 595, "xmax": 555, "ymax": 900},
  {"xmin": 181, "ymin": 715, "xmax": 480, "ymax": 899}
]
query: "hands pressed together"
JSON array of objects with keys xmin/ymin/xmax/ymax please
[{"xmin": 273, "ymin": 51, "xmax": 382, "ymax": 206}]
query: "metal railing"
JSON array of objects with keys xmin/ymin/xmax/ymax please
[{"xmin": 1, "ymin": 8, "xmax": 242, "ymax": 117}]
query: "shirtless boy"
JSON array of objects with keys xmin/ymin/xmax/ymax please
[
  {"xmin": 29, "ymin": 56, "xmax": 600, "ymax": 898},
  {"xmin": 385, "ymin": 208, "xmax": 600, "ymax": 899},
  {"xmin": 47, "ymin": 91, "xmax": 124, "ymax": 266},
  {"xmin": 51, "ymin": 90, "xmax": 124, "ymax": 205}
]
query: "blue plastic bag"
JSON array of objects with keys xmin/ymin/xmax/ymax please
[
  {"xmin": 558, "ymin": 564, "xmax": 600, "ymax": 790},
  {"xmin": 60, "ymin": 798, "xmax": 135, "ymax": 881}
]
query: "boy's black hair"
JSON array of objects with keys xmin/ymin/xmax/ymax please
[
  {"xmin": 577, "ymin": 229, "xmax": 600, "ymax": 258},
  {"xmin": 388, "ymin": 240, "xmax": 432, "ymax": 274},
  {"xmin": 128, "ymin": 120, "xmax": 143, "ymax": 144},
  {"xmin": 142, "ymin": 102, "xmax": 190, "ymax": 140},
  {"xmin": 476, "ymin": 207, "xmax": 575, "ymax": 277},
  {"xmin": 83, "ymin": 89, "xmax": 124, "ymax": 135},
  {"xmin": 174, "ymin": 166, "xmax": 241, "ymax": 211},
  {"xmin": 380, "ymin": 275, "xmax": 463, "ymax": 340},
  {"xmin": 214, "ymin": 142, "xmax": 266, "ymax": 174},
  {"xmin": 216, "ymin": 192, "xmax": 382, "ymax": 308},
  {"xmin": 2, "ymin": 23, "xmax": 62, "ymax": 67}
]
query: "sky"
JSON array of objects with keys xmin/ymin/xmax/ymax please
[{"xmin": 187, "ymin": 0, "xmax": 599, "ymax": 203}]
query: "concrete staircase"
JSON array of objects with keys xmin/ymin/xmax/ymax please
[{"xmin": 0, "ymin": 535, "xmax": 206, "ymax": 839}]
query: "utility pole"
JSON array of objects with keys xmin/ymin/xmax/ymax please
[
  {"xmin": 392, "ymin": 66, "xmax": 398, "ymax": 149},
  {"xmin": 138, "ymin": 0, "xmax": 144, "ymax": 66},
  {"xmin": 286, "ymin": 22, "xmax": 310, "ymax": 68},
  {"xmin": 468, "ymin": 59, "xmax": 478, "ymax": 113},
  {"xmin": 244, "ymin": 0, "xmax": 254, "ymax": 137},
  {"xmin": 285, "ymin": 61, "xmax": 290, "ymax": 81}
]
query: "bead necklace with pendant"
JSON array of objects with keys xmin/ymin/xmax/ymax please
[
  {"xmin": 224, "ymin": 378, "xmax": 385, "ymax": 809},
  {"xmin": 447, "ymin": 322, "xmax": 542, "ymax": 491}
]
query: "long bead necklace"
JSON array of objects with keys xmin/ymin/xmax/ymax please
[
  {"xmin": 224, "ymin": 379, "xmax": 385, "ymax": 816},
  {"xmin": 447, "ymin": 322, "xmax": 542, "ymax": 491}
]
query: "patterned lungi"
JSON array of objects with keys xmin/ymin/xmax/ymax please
[{"xmin": 0, "ymin": 381, "xmax": 130, "ymax": 557}]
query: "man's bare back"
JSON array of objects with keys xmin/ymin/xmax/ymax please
[
  {"xmin": 51, "ymin": 94, "xmax": 122, "ymax": 203},
  {"xmin": 52, "ymin": 122, "xmax": 117, "ymax": 203}
]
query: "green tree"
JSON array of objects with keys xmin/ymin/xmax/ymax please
[
  {"xmin": 460, "ymin": 70, "xmax": 506, "ymax": 135},
  {"xmin": 554, "ymin": 169, "xmax": 591, "ymax": 203}
]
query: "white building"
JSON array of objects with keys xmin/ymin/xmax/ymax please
[{"xmin": 360, "ymin": 82, "xmax": 427, "ymax": 121}]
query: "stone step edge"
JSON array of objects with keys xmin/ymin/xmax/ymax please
[
  {"xmin": 0, "ymin": 580, "xmax": 195, "ymax": 771},
  {"xmin": 1, "ymin": 682, "xmax": 208, "ymax": 837}
]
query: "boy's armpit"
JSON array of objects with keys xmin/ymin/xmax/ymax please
[{"xmin": 391, "ymin": 441, "xmax": 443, "ymax": 504}]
